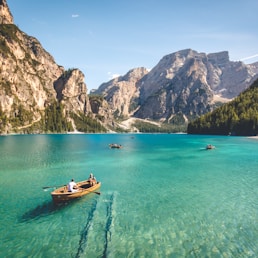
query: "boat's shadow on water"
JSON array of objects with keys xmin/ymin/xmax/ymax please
[
  {"xmin": 20, "ymin": 201, "xmax": 65, "ymax": 222},
  {"xmin": 20, "ymin": 194, "xmax": 98, "ymax": 223},
  {"xmin": 19, "ymin": 199, "xmax": 83, "ymax": 223}
]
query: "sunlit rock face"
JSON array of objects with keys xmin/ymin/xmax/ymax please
[
  {"xmin": 92, "ymin": 67, "xmax": 149, "ymax": 118},
  {"xmin": 0, "ymin": 0, "xmax": 13, "ymax": 24},
  {"xmin": 96, "ymin": 49, "xmax": 258, "ymax": 123},
  {"xmin": 0, "ymin": 0, "xmax": 92, "ymax": 133}
]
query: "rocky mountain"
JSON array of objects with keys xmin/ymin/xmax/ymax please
[
  {"xmin": 1, "ymin": 0, "xmax": 258, "ymax": 134},
  {"xmin": 0, "ymin": 0, "xmax": 13, "ymax": 24},
  {"xmin": 0, "ymin": 0, "xmax": 97, "ymax": 134},
  {"xmin": 92, "ymin": 67, "xmax": 149, "ymax": 118},
  {"xmin": 93, "ymin": 49, "xmax": 258, "ymax": 128},
  {"xmin": 187, "ymin": 78, "xmax": 258, "ymax": 136}
]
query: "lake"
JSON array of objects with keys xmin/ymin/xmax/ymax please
[{"xmin": 0, "ymin": 134, "xmax": 257, "ymax": 257}]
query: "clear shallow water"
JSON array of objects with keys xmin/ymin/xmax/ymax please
[{"xmin": 0, "ymin": 134, "xmax": 257, "ymax": 258}]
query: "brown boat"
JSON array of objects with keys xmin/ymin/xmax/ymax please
[
  {"xmin": 109, "ymin": 143, "xmax": 122, "ymax": 149},
  {"xmin": 51, "ymin": 180, "xmax": 101, "ymax": 203},
  {"xmin": 206, "ymin": 144, "xmax": 215, "ymax": 150}
]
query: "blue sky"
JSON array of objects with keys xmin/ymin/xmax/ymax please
[{"xmin": 7, "ymin": 0, "xmax": 258, "ymax": 91}]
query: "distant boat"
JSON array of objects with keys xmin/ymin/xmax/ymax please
[
  {"xmin": 206, "ymin": 144, "xmax": 215, "ymax": 150},
  {"xmin": 51, "ymin": 180, "xmax": 101, "ymax": 203},
  {"xmin": 109, "ymin": 143, "xmax": 122, "ymax": 149}
]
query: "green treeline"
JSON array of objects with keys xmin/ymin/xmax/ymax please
[
  {"xmin": 44, "ymin": 101, "xmax": 107, "ymax": 133},
  {"xmin": 44, "ymin": 101, "xmax": 73, "ymax": 132},
  {"xmin": 187, "ymin": 79, "xmax": 258, "ymax": 136},
  {"xmin": 0, "ymin": 100, "xmax": 107, "ymax": 134},
  {"xmin": 133, "ymin": 120, "xmax": 187, "ymax": 133},
  {"xmin": 0, "ymin": 105, "xmax": 7, "ymax": 133},
  {"xmin": 71, "ymin": 112, "xmax": 107, "ymax": 133}
]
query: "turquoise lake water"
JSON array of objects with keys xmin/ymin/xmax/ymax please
[{"xmin": 0, "ymin": 134, "xmax": 257, "ymax": 258}]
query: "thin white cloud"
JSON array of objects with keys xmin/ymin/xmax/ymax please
[
  {"xmin": 107, "ymin": 72, "xmax": 120, "ymax": 80},
  {"xmin": 111, "ymin": 74, "xmax": 120, "ymax": 79},
  {"xmin": 240, "ymin": 54, "xmax": 258, "ymax": 61},
  {"xmin": 72, "ymin": 14, "xmax": 79, "ymax": 18}
]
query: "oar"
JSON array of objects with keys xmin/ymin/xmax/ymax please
[
  {"xmin": 79, "ymin": 187, "xmax": 101, "ymax": 195},
  {"xmin": 42, "ymin": 185, "xmax": 66, "ymax": 190},
  {"xmin": 92, "ymin": 191, "xmax": 101, "ymax": 195}
]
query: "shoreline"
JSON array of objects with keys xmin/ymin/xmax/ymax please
[
  {"xmin": 248, "ymin": 136, "xmax": 258, "ymax": 140},
  {"xmin": 1, "ymin": 132, "xmax": 258, "ymax": 138}
]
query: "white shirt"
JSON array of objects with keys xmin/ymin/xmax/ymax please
[{"xmin": 68, "ymin": 181, "xmax": 77, "ymax": 192}]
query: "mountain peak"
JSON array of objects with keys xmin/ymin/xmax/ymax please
[
  {"xmin": 207, "ymin": 51, "xmax": 229, "ymax": 66},
  {"xmin": 0, "ymin": 0, "xmax": 13, "ymax": 24}
]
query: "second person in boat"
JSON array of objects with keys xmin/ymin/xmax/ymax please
[{"xmin": 88, "ymin": 173, "xmax": 97, "ymax": 186}]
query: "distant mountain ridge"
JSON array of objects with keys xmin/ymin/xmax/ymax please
[{"xmin": 92, "ymin": 49, "xmax": 258, "ymax": 127}]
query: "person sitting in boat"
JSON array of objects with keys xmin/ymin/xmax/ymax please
[
  {"xmin": 88, "ymin": 173, "xmax": 97, "ymax": 186},
  {"xmin": 93, "ymin": 175, "xmax": 97, "ymax": 185},
  {"xmin": 67, "ymin": 179, "xmax": 78, "ymax": 192},
  {"xmin": 206, "ymin": 144, "xmax": 215, "ymax": 150}
]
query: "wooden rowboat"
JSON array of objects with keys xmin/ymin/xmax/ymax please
[
  {"xmin": 51, "ymin": 180, "xmax": 101, "ymax": 203},
  {"xmin": 109, "ymin": 143, "xmax": 122, "ymax": 149},
  {"xmin": 206, "ymin": 144, "xmax": 215, "ymax": 150}
]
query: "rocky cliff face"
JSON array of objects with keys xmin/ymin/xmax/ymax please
[
  {"xmin": 0, "ymin": 0, "xmax": 13, "ymax": 24},
  {"xmin": 54, "ymin": 69, "xmax": 91, "ymax": 114},
  {"xmin": 137, "ymin": 49, "xmax": 258, "ymax": 121},
  {"xmin": 0, "ymin": 0, "xmax": 92, "ymax": 133},
  {"xmin": 94, "ymin": 49, "xmax": 258, "ymax": 125},
  {"xmin": 92, "ymin": 67, "xmax": 149, "ymax": 118}
]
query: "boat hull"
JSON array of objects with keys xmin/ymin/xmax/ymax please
[
  {"xmin": 109, "ymin": 143, "xmax": 122, "ymax": 148},
  {"xmin": 51, "ymin": 180, "xmax": 101, "ymax": 203}
]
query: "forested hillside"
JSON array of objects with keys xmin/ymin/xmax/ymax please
[{"xmin": 187, "ymin": 79, "xmax": 258, "ymax": 136}]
